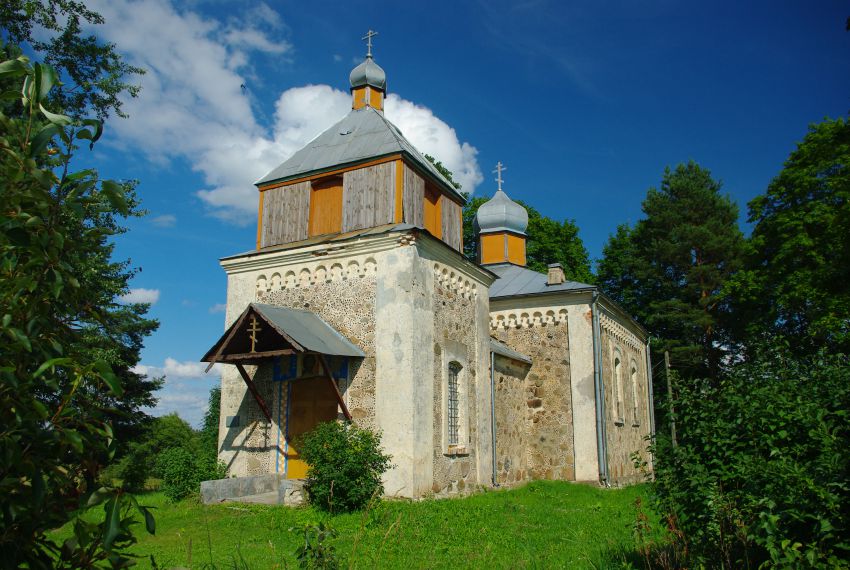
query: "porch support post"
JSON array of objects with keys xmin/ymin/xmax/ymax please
[
  {"xmin": 235, "ymin": 363, "xmax": 273, "ymax": 423},
  {"xmin": 318, "ymin": 354, "xmax": 353, "ymax": 421}
]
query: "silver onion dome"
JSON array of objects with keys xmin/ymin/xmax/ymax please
[
  {"xmin": 475, "ymin": 189, "xmax": 528, "ymax": 235},
  {"xmin": 349, "ymin": 56, "xmax": 386, "ymax": 91}
]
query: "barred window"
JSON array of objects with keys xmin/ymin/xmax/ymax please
[{"xmin": 447, "ymin": 362, "xmax": 462, "ymax": 446}]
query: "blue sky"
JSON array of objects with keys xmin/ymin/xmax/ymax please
[{"xmin": 68, "ymin": 0, "xmax": 849, "ymax": 425}]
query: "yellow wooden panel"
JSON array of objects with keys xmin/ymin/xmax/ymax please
[
  {"xmin": 423, "ymin": 184, "xmax": 442, "ymax": 239},
  {"xmin": 506, "ymin": 233, "xmax": 526, "ymax": 266},
  {"xmin": 308, "ymin": 178, "xmax": 343, "ymax": 237},
  {"xmin": 352, "ymin": 86, "xmax": 367, "ymax": 110},
  {"xmin": 285, "ymin": 378, "xmax": 338, "ymax": 479},
  {"xmin": 256, "ymin": 190, "xmax": 265, "ymax": 249},
  {"xmin": 394, "ymin": 160, "xmax": 404, "ymax": 223},
  {"xmin": 480, "ymin": 233, "xmax": 506, "ymax": 264},
  {"xmin": 369, "ymin": 87, "xmax": 383, "ymax": 110}
]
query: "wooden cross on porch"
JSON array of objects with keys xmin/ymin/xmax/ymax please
[
  {"xmin": 362, "ymin": 29, "xmax": 378, "ymax": 58},
  {"xmin": 247, "ymin": 315, "xmax": 262, "ymax": 353},
  {"xmin": 494, "ymin": 161, "xmax": 507, "ymax": 192}
]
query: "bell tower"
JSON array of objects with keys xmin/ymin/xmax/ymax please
[
  {"xmin": 350, "ymin": 29, "xmax": 386, "ymax": 112},
  {"xmin": 475, "ymin": 162, "xmax": 528, "ymax": 266}
]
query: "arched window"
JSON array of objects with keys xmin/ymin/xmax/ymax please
[
  {"xmin": 630, "ymin": 361, "xmax": 640, "ymax": 426},
  {"xmin": 614, "ymin": 350, "xmax": 624, "ymax": 424},
  {"xmin": 447, "ymin": 361, "xmax": 462, "ymax": 446}
]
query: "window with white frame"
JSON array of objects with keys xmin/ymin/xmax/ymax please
[{"xmin": 447, "ymin": 361, "xmax": 462, "ymax": 447}]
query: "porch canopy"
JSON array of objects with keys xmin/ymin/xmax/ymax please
[{"xmin": 201, "ymin": 303, "xmax": 364, "ymax": 422}]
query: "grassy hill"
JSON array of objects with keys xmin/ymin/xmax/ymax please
[{"xmin": 93, "ymin": 481, "xmax": 657, "ymax": 569}]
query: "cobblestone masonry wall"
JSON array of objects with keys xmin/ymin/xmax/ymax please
[
  {"xmin": 430, "ymin": 262, "xmax": 481, "ymax": 496},
  {"xmin": 493, "ymin": 356, "xmax": 531, "ymax": 484},
  {"xmin": 599, "ymin": 313, "xmax": 652, "ymax": 485},
  {"xmin": 219, "ymin": 265, "xmax": 378, "ymax": 477},
  {"xmin": 492, "ymin": 318, "xmax": 576, "ymax": 481}
]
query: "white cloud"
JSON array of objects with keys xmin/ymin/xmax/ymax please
[
  {"xmin": 119, "ymin": 287, "xmax": 160, "ymax": 304},
  {"xmin": 134, "ymin": 356, "xmax": 221, "ymax": 426},
  {"xmin": 385, "ymin": 95, "xmax": 483, "ymax": 192},
  {"xmin": 150, "ymin": 214, "xmax": 176, "ymax": 227},
  {"xmin": 209, "ymin": 303, "xmax": 227, "ymax": 314},
  {"xmin": 92, "ymin": 0, "xmax": 481, "ymax": 224}
]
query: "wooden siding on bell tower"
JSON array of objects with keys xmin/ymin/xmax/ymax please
[
  {"xmin": 342, "ymin": 162, "xmax": 394, "ymax": 232},
  {"xmin": 256, "ymin": 158, "xmax": 464, "ymax": 252},
  {"xmin": 259, "ymin": 180, "xmax": 311, "ymax": 247}
]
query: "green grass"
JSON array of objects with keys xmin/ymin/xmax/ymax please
[{"xmin": 65, "ymin": 481, "xmax": 658, "ymax": 569}]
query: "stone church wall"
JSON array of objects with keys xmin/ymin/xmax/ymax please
[
  {"xmin": 493, "ymin": 355, "xmax": 531, "ymax": 484},
  {"xmin": 491, "ymin": 313, "xmax": 576, "ymax": 481},
  {"xmin": 429, "ymin": 262, "xmax": 482, "ymax": 495},
  {"xmin": 599, "ymin": 311, "xmax": 652, "ymax": 485}
]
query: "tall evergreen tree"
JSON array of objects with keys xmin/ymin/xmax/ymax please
[
  {"xmin": 597, "ymin": 161, "xmax": 745, "ymax": 379},
  {"xmin": 734, "ymin": 117, "xmax": 850, "ymax": 355}
]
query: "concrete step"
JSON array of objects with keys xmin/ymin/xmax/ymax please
[{"xmin": 225, "ymin": 491, "xmax": 280, "ymax": 505}]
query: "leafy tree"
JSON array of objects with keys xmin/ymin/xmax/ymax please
[
  {"xmin": 200, "ymin": 386, "xmax": 221, "ymax": 458},
  {"xmin": 2, "ymin": 2, "xmax": 159, "ymax": 453},
  {"xmin": 1, "ymin": 0, "xmax": 144, "ymax": 119},
  {"xmin": 0, "ymin": 55, "xmax": 153, "ymax": 567},
  {"xmin": 597, "ymin": 161, "xmax": 745, "ymax": 379},
  {"xmin": 462, "ymin": 196, "xmax": 594, "ymax": 282},
  {"xmin": 734, "ymin": 117, "xmax": 850, "ymax": 355}
]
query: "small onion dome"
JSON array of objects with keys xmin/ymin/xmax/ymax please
[
  {"xmin": 349, "ymin": 56, "xmax": 386, "ymax": 91},
  {"xmin": 475, "ymin": 189, "xmax": 529, "ymax": 235}
]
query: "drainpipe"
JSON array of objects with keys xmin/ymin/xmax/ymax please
[
  {"xmin": 645, "ymin": 337, "xmax": 656, "ymax": 439},
  {"xmin": 490, "ymin": 350, "xmax": 498, "ymax": 487},
  {"xmin": 591, "ymin": 292, "xmax": 609, "ymax": 486}
]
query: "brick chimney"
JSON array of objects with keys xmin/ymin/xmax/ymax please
[{"xmin": 547, "ymin": 263, "xmax": 566, "ymax": 286}]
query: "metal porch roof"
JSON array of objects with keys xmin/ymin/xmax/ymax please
[{"xmin": 251, "ymin": 303, "xmax": 365, "ymax": 357}]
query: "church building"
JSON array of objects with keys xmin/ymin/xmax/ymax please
[{"xmin": 202, "ymin": 36, "xmax": 654, "ymax": 501}]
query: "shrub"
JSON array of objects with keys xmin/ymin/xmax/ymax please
[
  {"xmin": 298, "ymin": 421, "xmax": 392, "ymax": 513},
  {"xmin": 159, "ymin": 447, "xmax": 199, "ymax": 502},
  {"xmin": 115, "ymin": 443, "xmax": 150, "ymax": 492},
  {"xmin": 651, "ymin": 343, "xmax": 850, "ymax": 568}
]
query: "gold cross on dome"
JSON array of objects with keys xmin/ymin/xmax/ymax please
[
  {"xmin": 494, "ymin": 161, "xmax": 507, "ymax": 192},
  {"xmin": 247, "ymin": 315, "xmax": 262, "ymax": 353},
  {"xmin": 362, "ymin": 29, "xmax": 378, "ymax": 58}
]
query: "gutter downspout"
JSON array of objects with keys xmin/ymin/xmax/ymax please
[
  {"xmin": 645, "ymin": 337, "xmax": 656, "ymax": 439},
  {"xmin": 591, "ymin": 292, "xmax": 609, "ymax": 486},
  {"xmin": 490, "ymin": 350, "xmax": 498, "ymax": 487}
]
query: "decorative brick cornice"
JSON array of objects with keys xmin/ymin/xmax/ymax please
[
  {"xmin": 489, "ymin": 307, "xmax": 568, "ymax": 330},
  {"xmin": 600, "ymin": 313, "xmax": 643, "ymax": 351},
  {"xmin": 432, "ymin": 262, "xmax": 478, "ymax": 300}
]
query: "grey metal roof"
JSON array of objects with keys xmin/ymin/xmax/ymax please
[
  {"xmin": 350, "ymin": 56, "xmax": 386, "ymax": 90},
  {"xmin": 475, "ymin": 190, "xmax": 528, "ymax": 235},
  {"xmin": 255, "ymin": 106, "xmax": 465, "ymax": 203},
  {"xmin": 487, "ymin": 263, "xmax": 595, "ymax": 299},
  {"xmin": 251, "ymin": 303, "xmax": 365, "ymax": 357},
  {"xmin": 489, "ymin": 338, "xmax": 532, "ymax": 364}
]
